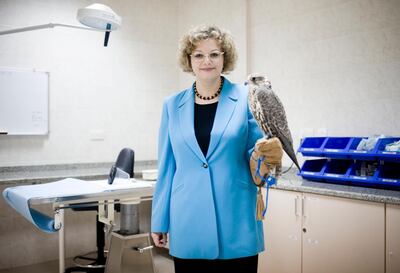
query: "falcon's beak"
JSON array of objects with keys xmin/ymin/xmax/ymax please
[{"xmin": 244, "ymin": 81, "xmax": 248, "ymax": 86}]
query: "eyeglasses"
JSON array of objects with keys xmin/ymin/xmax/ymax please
[{"xmin": 190, "ymin": 51, "xmax": 224, "ymax": 62}]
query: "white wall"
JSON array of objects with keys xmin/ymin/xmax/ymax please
[
  {"xmin": 0, "ymin": 0, "xmax": 399, "ymax": 268},
  {"xmin": 0, "ymin": 0, "xmax": 179, "ymax": 166},
  {"xmin": 248, "ymin": 0, "xmax": 400, "ymax": 166},
  {"xmin": 0, "ymin": 0, "xmax": 248, "ymax": 167},
  {"xmin": 1, "ymin": 0, "xmax": 399, "ymax": 168}
]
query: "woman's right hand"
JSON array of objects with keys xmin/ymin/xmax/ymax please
[{"xmin": 151, "ymin": 232, "xmax": 168, "ymax": 247}]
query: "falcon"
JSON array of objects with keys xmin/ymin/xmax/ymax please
[{"xmin": 246, "ymin": 73, "xmax": 300, "ymax": 177}]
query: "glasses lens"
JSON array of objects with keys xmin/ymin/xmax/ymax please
[
  {"xmin": 191, "ymin": 51, "xmax": 223, "ymax": 62},
  {"xmin": 193, "ymin": 53, "xmax": 204, "ymax": 61},
  {"xmin": 209, "ymin": 52, "xmax": 221, "ymax": 59}
]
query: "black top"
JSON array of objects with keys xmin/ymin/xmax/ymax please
[{"xmin": 194, "ymin": 102, "xmax": 218, "ymax": 156}]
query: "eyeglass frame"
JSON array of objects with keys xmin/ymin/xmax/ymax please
[{"xmin": 190, "ymin": 51, "xmax": 225, "ymax": 62}]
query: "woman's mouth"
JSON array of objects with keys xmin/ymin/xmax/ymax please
[{"xmin": 200, "ymin": 67, "xmax": 215, "ymax": 71}]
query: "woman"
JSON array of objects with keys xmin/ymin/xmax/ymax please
[{"xmin": 151, "ymin": 25, "xmax": 282, "ymax": 273}]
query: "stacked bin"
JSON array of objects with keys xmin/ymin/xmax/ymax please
[{"xmin": 298, "ymin": 137, "xmax": 400, "ymax": 190}]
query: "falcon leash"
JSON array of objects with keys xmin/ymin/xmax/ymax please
[{"xmin": 254, "ymin": 156, "xmax": 277, "ymax": 220}]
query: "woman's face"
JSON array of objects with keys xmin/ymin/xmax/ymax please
[{"xmin": 190, "ymin": 38, "xmax": 224, "ymax": 82}]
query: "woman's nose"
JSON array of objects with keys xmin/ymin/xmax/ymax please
[{"xmin": 203, "ymin": 55, "xmax": 212, "ymax": 64}]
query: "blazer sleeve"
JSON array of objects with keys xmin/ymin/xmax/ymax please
[
  {"xmin": 151, "ymin": 101, "xmax": 176, "ymax": 233},
  {"xmin": 246, "ymin": 103, "xmax": 263, "ymax": 161}
]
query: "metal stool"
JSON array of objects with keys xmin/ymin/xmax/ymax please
[
  {"xmin": 105, "ymin": 232, "xmax": 155, "ymax": 273},
  {"xmin": 65, "ymin": 213, "xmax": 106, "ymax": 273},
  {"xmin": 66, "ymin": 148, "xmax": 135, "ymax": 273}
]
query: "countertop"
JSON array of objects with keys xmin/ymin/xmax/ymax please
[
  {"xmin": 1, "ymin": 162, "xmax": 399, "ymax": 205},
  {"xmin": 277, "ymin": 168, "xmax": 400, "ymax": 205},
  {"xmin": 0, "ymin": 161, "xmax": 157, "ymax": 185}
]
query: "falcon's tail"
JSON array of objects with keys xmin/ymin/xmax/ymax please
[{"xmin": 276, "ymin": 131, "xmax": 301, "ymax": 171}]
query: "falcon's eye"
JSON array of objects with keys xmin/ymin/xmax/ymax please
[{"xmin": 251, "ymin": 77, "xmax": 256, "ymax": 81}]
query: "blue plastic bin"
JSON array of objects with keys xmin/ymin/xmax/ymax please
[
  {"xmin": 322, "ymin": 137, "xmax": 352, "ymax": 158},
  {"xmin": 322, "ymin": 159, "xmax": 352, "ymax": 184},
  {"xmin": 299, "ymin": 159, "xmax": 327, "ymax": 181},
  {"xmin": 347, "ymin": 137, "xmax": 377, "ymax": 160},
  {"xmin": 347, "ymin": 160, "xmax": 378, "ymax": 187},
  {"xmin": 298, "ymin": 135, "xmax": 400, "ymax": 190},
  {"xmin": 298, "ymin": 137, "xmax": 327, "ymax": 157},
  {"xmin": 375, "ymin": 162, "xmax": 400, "ymax": 190},
  {"xmin": 375, "ymin": 137, "xmax": 400, "ymax": 161}
]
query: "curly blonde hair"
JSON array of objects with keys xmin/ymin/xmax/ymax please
[{"xmin": 178, "ymin": 25, "xmax": 238, "ymax": 74}]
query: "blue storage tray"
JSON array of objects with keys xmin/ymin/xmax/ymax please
[
  {"xmin": 322, "ymin": 159, "xmax": 352, "ymax": 184},
  {"xmin": 322, "ymin": 137, "xmax": 352, "ymax": 158},
  {"xmin": 375, "ymin": 137, "xmax": 400, "ymax": 161},
  {"xmin": 299, "ymin": 159, "xmax": 327, "ymax": 181},
  {"xmin": 299, "ymin": 136, "xmax": 400, "ymax": 161},
  {"xmin": 298, "ymin": 136, "xmax": 400, "ymax": 190},
  {"xmin": 347, "ymin": 160, "xmax": 379, "ymax": 187},
  {"xmin": 298, "ymin": 137, "xmax": 327, "ymax": 157},
  {"xmin": 347, "ymin": 137, "xmax": 377, "ymax": 160},
  {"xmin": 298, "ymin": 159, "xmax": 400, "ymax": 190},
  {"xmin": 376, "ymin": 162, "xmax": 400, "ymax": 189}
]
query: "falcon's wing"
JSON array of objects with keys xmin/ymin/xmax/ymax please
[
  {"xmin": 254, "ymin": 98, "xmax": 271, "ymax": 137},
  {"xmin": 256, "ymin": 85, "xmax": 300, "ymax": 170},
  {"xmin": 248, "ymin": 86, "xmax": 268, "ymax": 137},
  {"xmin": 256, "ymin": 85, "xmax": 293, "ymax": 143}
]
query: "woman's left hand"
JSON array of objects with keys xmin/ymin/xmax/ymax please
[
  {"xmin": 254, "ymin": 137, "xmax": 283, "ymax": 165},
  {"xmin": 250, "ymin": 137, "xmax": 283, "ymax": 185}
]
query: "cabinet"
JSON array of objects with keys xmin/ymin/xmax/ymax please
[
  {"xmin": 259, "ymin": 189, "xmax": 385, "ymax": 273},
  {"xmin": 258, "ymin": 189, "xmax": 302, "ymax": 273},
  {"xmin": 386, "ymin": 204, "xmax": 400, "ymax": 273}
]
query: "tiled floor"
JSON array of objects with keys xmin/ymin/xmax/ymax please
[{"xmin": 0, "ymin": 248, "xmax": 174, "ymax": 273}]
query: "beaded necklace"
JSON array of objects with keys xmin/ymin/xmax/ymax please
[{"xmin": 193, "ymin": 77, "xmax": 224, "ymax": 100}]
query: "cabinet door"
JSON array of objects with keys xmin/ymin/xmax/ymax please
[
  {"xmin": 386, "ymin": 204, "xmax": 400, "ymax": 273},
  {"xmin": 302, "ymin": 193, "xmax": 384, "ymax": 273},
  {"xmin": 259, "ymin": 189, "xmax": 302, "ymax": 273}
]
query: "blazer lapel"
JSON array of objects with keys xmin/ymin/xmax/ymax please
[
  {"xmin": 206, "ymin": 79, "xmax": 238, "ymax": 159},
  {"xmin": 178, "ymin": 87, "xmax": 207, "ymax": 162}
]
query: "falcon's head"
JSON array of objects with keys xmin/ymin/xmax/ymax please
[{"xmin": 245, "ymin": 73, "xmax": 271, "ymax": 88}]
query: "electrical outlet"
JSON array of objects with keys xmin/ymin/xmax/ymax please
[{"xmin": 90, "ymin": 129, "xmax": 105, "ymax": 141}]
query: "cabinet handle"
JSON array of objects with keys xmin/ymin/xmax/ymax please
[
  {"xmin": 302, "ymin": 196, "xmax": 307, "ymax": 218},
  {"xmin": 295, "ymin": 196, "xmax": 300, "ymax": 216}
]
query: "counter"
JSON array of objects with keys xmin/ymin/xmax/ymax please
[
  {"xmin": 1, "ymin": 161, "xmax": 399, "ymax": 204},
  {"xmin": 0, "ymin": 160, "xmax": 157, "ymax": 185},
  {"xmin": 277, "ymin": 168, "xmax": 400, "ymax": 205}
]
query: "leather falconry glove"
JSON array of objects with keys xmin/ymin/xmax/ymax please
[{"xmin": 250, "ymin": 137, "xmax": 283, "ymax": 220}]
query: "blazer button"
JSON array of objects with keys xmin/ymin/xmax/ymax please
[{"xmin": 202, "ymin": 163, "xmax": 208, "ymax": 168}]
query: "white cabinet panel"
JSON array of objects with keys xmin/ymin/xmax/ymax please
[
  {"xmin": 259, "ymin": 189, "xmax": 302, "ymax": 273},
  {"xmin": 303, "ymin": 193, "xmax": 384, "ymax": 273},
  {"xmin": 386, "ymin": 204, "xmax": 400, "ymax": 273},
  {"xmin": 259, "ymin": 189, "xmax": 385, "ymax": 273}
]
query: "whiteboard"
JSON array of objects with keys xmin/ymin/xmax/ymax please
[{"xmin": 0, "ymin": 68, "xmax": 49, "ymax": 135}]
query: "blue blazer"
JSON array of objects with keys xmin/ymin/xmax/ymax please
[{"xmin": 151, "ymin": 78, "xmax": 264, "ymax": 259}]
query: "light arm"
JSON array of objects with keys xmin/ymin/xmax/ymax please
[{"xmin": 0, "ymin": 23, "xmax": 112, "ymax": 36}]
